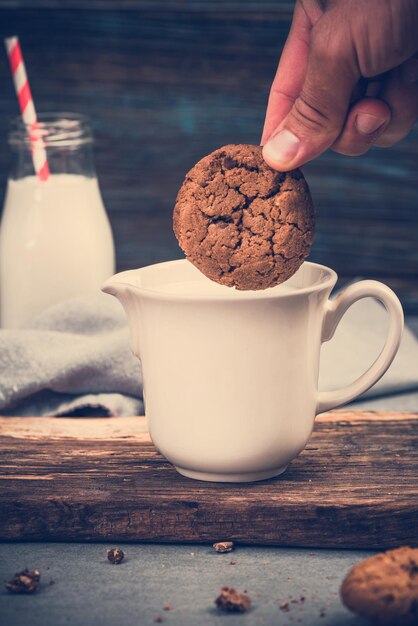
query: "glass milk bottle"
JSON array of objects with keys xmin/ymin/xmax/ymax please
[{"xmin": 0, "ymin": 113, "xmax": 115, "ymax": 328}]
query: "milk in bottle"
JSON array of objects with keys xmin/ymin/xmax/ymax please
[{"xmin": 0, "ymin": 114, "xmax": 115, "ymax": 328}]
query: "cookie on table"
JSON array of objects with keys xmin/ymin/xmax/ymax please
[
  {"xmin": 340, "ymin": 546, "xmax": 418, "ymax": 625},
  {"xmin": 173, "ymin": 144, "xmax": 315, "ymax": 290}
]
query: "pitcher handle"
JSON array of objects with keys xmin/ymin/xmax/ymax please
[{"xmin": 317, "ymin": 280, "xmax": 404, "ymax": 414}]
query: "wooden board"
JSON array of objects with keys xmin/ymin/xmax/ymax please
[{"xmin": 0, "ymin": 411, "xmax": 417, "ymax": 548}]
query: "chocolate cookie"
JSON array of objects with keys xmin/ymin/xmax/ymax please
[
  {"xmin": 340, "ymin": 546, "xmax": 418, "ymax": 625},
  {"xmin": 173, "ymin": 144, "xmax": 315, "ymax": 290}
]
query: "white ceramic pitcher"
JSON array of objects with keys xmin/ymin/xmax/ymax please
[{"xmin": 103, "ymin": 259, "xmax": 403, "ymax": 483}]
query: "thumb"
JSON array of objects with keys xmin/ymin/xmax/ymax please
[{"xmin": 263, "ymin": 22, "xmax": 359, "ymax": 171}]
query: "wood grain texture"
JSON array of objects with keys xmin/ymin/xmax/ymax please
[
  {"xmin": 0, "ymin": 4, "xmax": 417, "ymax": 311},
  {"xmin": 1, "ymin": 412, "xmax": 417, "ymax": 548}
]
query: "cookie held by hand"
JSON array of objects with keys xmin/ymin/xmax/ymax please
[
  {"xmin": 340, "ymin": 546, "xmax": 418, "ymax": 625},
  {"xmin": 173, "ymin": 144, "xmax": 315, "ymax": 290}
]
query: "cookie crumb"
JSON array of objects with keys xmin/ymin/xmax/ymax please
[
  {"xmin": 279, "ymin": 601, "xmax": 290, "ymax": 612},
  {"xmin": 107, "ymin": 548, "xmax": 124, "ymax": 564},
  {"xmin": 163, "ymin": 604, "xmax": 172, "ymax": 611},
  {"xmin": 215, "ymin": 587, "xmax": 251, "ymax": 613},
  {"xmin": 5, "ymin": 568, "xmax": 40, "ymax": 594},
  {"xmin": 229, "ymin": 560, "xmax": 237, "ymax": 565},
  {"xmin": 213, "ymin": 541, "xmax": 234, "ymax": 553}
]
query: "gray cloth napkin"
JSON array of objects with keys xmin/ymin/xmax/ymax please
[
  {"xmin": 0, "ymin": 294, "xmax": 143, "ymax": 416},
  {"xmin": 0, "ymin": 290, "xmax": 417, "ymax": 417}
]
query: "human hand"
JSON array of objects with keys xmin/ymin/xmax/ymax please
[{"xmin": 261, "ymin": 0, "xmax": 418, "ymax": 171}]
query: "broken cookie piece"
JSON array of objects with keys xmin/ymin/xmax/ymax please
[
  {"xmin": 107, "ymin": 547, "xmax": 124, "ymax": 564},
  {"xmin": 213, "ymin": 541, "xmax": 234, "ymax": 553},
  {"xmin": 5, "ymin": 568, "xmax": 41, "ymax": 594},
  {"xmin": 173, "ymin": 144, "xmax": 315, "ymax": 290},
  {"xmin": 215, "ymin": 587, "xmax": 252, "ymax": 613}
]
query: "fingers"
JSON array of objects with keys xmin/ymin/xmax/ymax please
[
  {"xmin": 263, "ymin": 13, "xmax": 359, "ymax": 171},
  {"xmin": 373, "ymin": 61, "xmax": 418, "ymax": 147},
  {"xmin": 261, "ymin": 2, "xmax": 312, "ymax": 146},
  {"xmin": 262, "ymin": 1, "xmax": 418, "ymax": 168},
  {"xmin": 331, "ymin": 98, "xmax": 391, "ymax": 156},
  {"xmin": 332, "ymin": 57, "xmax": 418, "ymax": 155}
]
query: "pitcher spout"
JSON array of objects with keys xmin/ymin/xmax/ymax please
[
  {"xmin": 101, "ymin": 270, "xmax": 136, "ymax": 298},
  {"xmin": 102, "ymin": 271, "xmax": 141, "ymax": 357}
]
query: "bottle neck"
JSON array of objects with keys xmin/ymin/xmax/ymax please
[{"xmin": 8, "ymin": 113, "xmax": 97, "ymax": 180}]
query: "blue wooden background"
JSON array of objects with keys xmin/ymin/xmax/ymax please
[{"xmin": 0, "ymin": 1, "xmax": 417, "ymax": 312}]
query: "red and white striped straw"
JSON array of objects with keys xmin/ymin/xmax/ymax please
[{"xmin": 5, "ymin": 36, "xmax": 50, "ymax": 181}]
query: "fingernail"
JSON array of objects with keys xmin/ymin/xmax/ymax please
[
  {"xmin": 263, "ymin": 129, "xmax": 300, "ymax": 167},
  {"xmin": 355, "ymin": 113, "xmax": 386, "ymax": 135},
  {"xmin": 401, "ymin": 57, "xmax": 418, "ymax": 84}
]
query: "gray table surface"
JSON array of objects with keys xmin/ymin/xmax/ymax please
[
  {"xmin": 0, "ymin": 543, "xmax": 372, "ymax": 626},
  {"xmin": 1, "ymin": 318, "xmax": 417, "ymax": 626}
]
